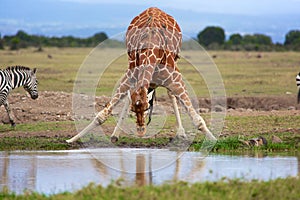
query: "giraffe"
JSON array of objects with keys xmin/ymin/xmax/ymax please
[{"xmin": 66, "ymin": 7, "xmax": 216, "ymax": 143}]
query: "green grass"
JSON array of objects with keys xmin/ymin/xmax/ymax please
[
  {"xmin": 1, "ymin": 177, "xmax": 299, "ymax": 200},
  {"xmin": 1, "ymin": 48, "xmax": 299, "ymax": 97},
  {"xmin": 0, "ymin": 47, "xmax": 91, "ymax": 92},
  {"xmin": 0, "ymin": 121, "xmax": 73, "ymax": 132},
  {"xmin": 0, "ymin": 114, "xmax": 299, "ymax": 151},
  {"xmin": 207, "ymin": 51, "xmax": 300, "ymax": 96},
  {"xmin": 190, "ymin": 135, "xmax": 298, "ymax": 152},
  {"xmin": 1, "ymin": 48, "xmax": 300, "ymax": 199},
  {"xmin": 223, "ymin": 114, "xmax": 300, "ymax": 135},
  {"xmin": 0, "ymin": 121, "xmax": 80, "ymax": 150},
  {"xmin": 0, "ymin": 137, "xmax": 75, "ymax": 151}
]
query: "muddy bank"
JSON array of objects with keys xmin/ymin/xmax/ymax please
[{"xmin": 0, "ymin": 91, "xmax": 299, "ymax": 125}]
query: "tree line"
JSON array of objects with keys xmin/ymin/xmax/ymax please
[
  {"xmin": 197, "ymin": 27, "xmax": 300, "ymax": 51},
  {"xmin": 0, "ymin": 30, "xmax": 111, "ymax": 50},
  {"xmin": 0, "ymin": 27, "xmax": 300, "ymax": 51}
]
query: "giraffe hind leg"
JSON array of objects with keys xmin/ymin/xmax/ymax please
[{"xmin": 4, "ymin": 100, "xmax": 16, "ymax": 127}]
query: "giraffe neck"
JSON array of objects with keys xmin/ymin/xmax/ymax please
[
  {"xmin": 136, "ymin": 64, "xmax": 154, "ymax": 89},
  {"xmin": 131, "ymin": 47, "xmax": 158, "ymax": 89}
]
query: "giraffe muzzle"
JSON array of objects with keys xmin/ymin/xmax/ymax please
[{"xmin": 136, "ymin": 125, "xmax": 146, "ymax": 137}]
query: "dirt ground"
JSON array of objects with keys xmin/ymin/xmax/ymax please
[{"xmin": 1, "ymin": 91, "xmax": 300, "ymax": 137}]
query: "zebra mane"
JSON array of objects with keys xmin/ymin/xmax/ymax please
[{"xmin": 6, "ymin": 65, "xmax": 32, "ymax": 71}]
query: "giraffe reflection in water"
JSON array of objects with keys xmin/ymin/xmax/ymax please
[{"xmin": 90, "ymin": 151, "xmax": 206, "ymax": 186}]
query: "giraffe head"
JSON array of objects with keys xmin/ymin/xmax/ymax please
[{"xmin": 130, "ymin": 86, "xmax": 154, "ymax": 137}]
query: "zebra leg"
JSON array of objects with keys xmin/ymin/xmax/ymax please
[
  {"xmin": 167, "ymin": 90, "xmax": 186, "ymax": 138},
  {"xmin": 66, "ymin": 72, "xmax": 132, "ymax": 143},
  {"xmin": 4, "ymin": 100, "xmax": 16, "ymax": 127}
]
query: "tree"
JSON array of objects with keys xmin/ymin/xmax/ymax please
[
  {"xmin": 92, "ymin": 32, "xmax": 108, "ymax": 45},
  {"xmin": 228, "ymin": 33, "xmax": 243, "ymax": 45},
  {"xmin": 243, "ymin": 34, "xmax": 272, "ymax": 45},
  {"xmin": 16, "ymin": 30, "xmax": 31, "ymax": 41},
  {"xmin": 197, "ymin": 26, "xmax": 225, "ymax": 47},
  {"xmin": 10, "ymin": 37, "xmax": 20, "ymax": 50},
  {"xmin": 0, "ymin": 33, "xmax": 4, "ymax": 49},
  {"xmin": 284, "ymin": 30, "xmax": 300, "ymax": 46},
  {"xmin": 238, "ymin": 34, "xmax": 272, "ymax": 51}
]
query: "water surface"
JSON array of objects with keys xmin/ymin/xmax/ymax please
[{"xmin": 0, "ymin": 148, "xmax": 298, "ymax": 195}]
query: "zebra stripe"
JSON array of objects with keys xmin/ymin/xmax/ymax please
[
  {"xmin": 296, "ymin": 72, "xmax": 300, "ymax": 87},
  {"xmin": 0, "ymin": 66, "xmax": 38, "ymax": 126},
  {"xmin": 0, "ymin": 69, "xmax": 12, "ymax": 106},
  {"xmin": 297, "ymin": 72, "xmax": 300, "ymax": 104}
]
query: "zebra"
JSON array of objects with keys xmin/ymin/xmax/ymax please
[
  {"xmin": 0, "ymin": 66, "xmax": 38, "ymax": 126},
  {"xmin": 297, "ymin": 72, "xmax": 300, "ymax": 103}
]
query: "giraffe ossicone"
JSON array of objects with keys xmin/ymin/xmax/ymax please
[{"xmin": 66, "ymin": 7, "xmax": 216, "ymax": 144}]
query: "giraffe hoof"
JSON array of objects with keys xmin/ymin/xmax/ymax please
[
  {"xmin": 169, "ymin": 136, "xmax": 191, "ymax": 149},
  {"xmin": 176, "ymin": 134, "xmax": 187, "ymax": 140},
  {"xmin": 111, "ymin": 136, "xmax": 119, "ymax": 143},
  {"xmin": 176, "ymin": 128, "xmax": 186, "ymax": 138}
]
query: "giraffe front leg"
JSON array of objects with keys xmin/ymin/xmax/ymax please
[
  {"xmin": 66, "ymin": 107, "xmax": 112, "ymax": 143},
  {"xmin": 4, "ymin": 100, "xmax": 16, "ymax": 127},
  {"xmin": 110, "ymin": 92, "xmax": 131, "ymax": 143},
  {"xmin": 191, "ymin": 113, "xmax": 216, "ymax": 141},
  {"xmin": 179, "ymin": 95, "xmax": 216, "ymax": 140},
  {"xmin": 66, "ymin": 72, "xmax": 131, "ymax": 143},
  {"xmin": 167, "ymin": 76, "xmax": 216, "ymax": 141},
  {"xmin": 167, "ymin": 90, "xmax": 186, "ymax": 138}
]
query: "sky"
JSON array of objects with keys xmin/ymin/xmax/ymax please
[{"xmin": 0, "ymin": 0, "xmax": 300, "ymax": 43}]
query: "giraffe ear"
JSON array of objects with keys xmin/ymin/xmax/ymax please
[{"xmin": 147, "ymin": 90, "xmax": 155, "ymax": 102}]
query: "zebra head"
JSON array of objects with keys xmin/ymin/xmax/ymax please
[{"xmin": 24, "ymin": 68, "xmax": 38, "ymax": 100}]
